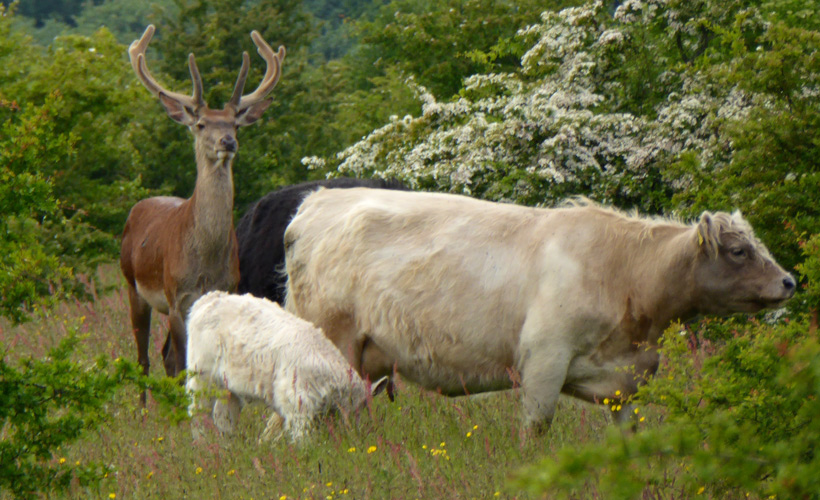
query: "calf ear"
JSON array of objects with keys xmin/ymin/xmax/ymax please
[
  {"xmin": 370, "ymin": 376, "xmax": 390, "ymax": 397},
  {"xmin": 697, "ymin": 211, "xmax": 720, "ymax": 259}
]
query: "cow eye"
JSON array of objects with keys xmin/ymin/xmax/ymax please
[{"xmin": 730, "ymin": 247, "xmax": 746, "ymax": 258}]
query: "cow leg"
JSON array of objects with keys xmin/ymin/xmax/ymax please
[
  {"xmin": 611, "ymin": 403, "xmax": 638, "ymax": 431},
  {"xmin": 518, "ymin": 315, "xmax": 573, "ymax": 433},
  {"xmin": 519, "ymin": 354, "xmax": 571, "ymax": 434},
  {"xmin": 127, "ymin": 285, "xmax": 152, "ymax": 405}
]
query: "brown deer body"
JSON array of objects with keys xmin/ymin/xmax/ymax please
[{"xmin": 120, "ymin": 25, "xmax": 285, "ymax": 398}]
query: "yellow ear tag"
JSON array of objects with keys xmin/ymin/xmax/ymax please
[{"xmin": 697, "ymin": 229, "xmax": 704, "ymax": 246}]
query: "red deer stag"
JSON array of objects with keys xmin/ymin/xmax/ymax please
[{"xmin": 120, "ymin": 25, "xmax": 285, "ymax": 401}]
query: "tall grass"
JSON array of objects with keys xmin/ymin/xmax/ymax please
[{"xmin": 1, "ymin": 266, "xmax": 625, "ymax": 499}]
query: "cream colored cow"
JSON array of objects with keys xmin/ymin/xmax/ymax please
[{"xmin": 283, "ymin": 189, "xmax": 795, "ymax": 432}]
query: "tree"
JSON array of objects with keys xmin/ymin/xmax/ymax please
[
  {"xmin": 356, "ymin": 0, "xmax": 569, "ymax": 99},
  {"xmin": 3, "ymin": 0, "xmax": 85, "ymax": 27},
  {"xmin": 0, "ymin": 6, "xmax": 156, "ymax": 320}
]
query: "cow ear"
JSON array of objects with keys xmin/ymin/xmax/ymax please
[
  {"xmin": 697, "ymin": 211, "xmax": 720, "ymax": 259},
  {"xmin": 370, "ymin": 376, "xmax": 390, "ymax": 397}
]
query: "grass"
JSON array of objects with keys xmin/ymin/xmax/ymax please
[{"xmin": 1, "ymin": 266, "xmax": 631, "ymax": 499}]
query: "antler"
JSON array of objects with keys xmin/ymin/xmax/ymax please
[
  {"xmin": 129, "ymin": 25, "xmax": 205, "ymax": 110},
  {"xmin": 230, "ymin": 30, "xmax": 286, "ymax": 112}
]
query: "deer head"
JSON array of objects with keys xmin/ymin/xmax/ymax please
[{"xmin": 128, "ymin": 25, "xmax": 286, "ymax": 168}]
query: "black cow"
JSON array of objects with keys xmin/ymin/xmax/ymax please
[{"xmin": 236, "ymin": 178, "xmax": 409, "ymax": 303}]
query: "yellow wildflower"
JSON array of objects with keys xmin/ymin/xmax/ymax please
[
  {"xmin": 466, "ymin": 432, "xmax": 472, "ymax": 438},
  {"xmin": 326, "ymin": 482, "xmax": 333, "ymax": 487},
  {"xmin": 147, "ymin": 471, "xmax": 154, "ymax": 479},
  {"xmin": 227, "ymin": 469, "xmax": 236, "ymax": 476},
  {"xmin": 473, "ymin": 424, "xmax": 478, "ymax": 430},
  {"xmin": 109, "ymin": 494, "xmax": 116, "ymax": 499},
  {"xmin": 697, "ymin": 486, "xmax": 705, "ymax": 495},
  {"xmin": 195, "ymin": 467, "xmax": 203, "ymax": 475},
  {"xmin": 615, "ymin": 390, "xmax": 621, "ymax": 396},
  {"xmin": 59, "ymin": 458, "xmax": 66, "ymax": 465},
  {"xmin": 603, "ymin": 398, "xmax": 609, "ymax": 405},
  {"xmin": 367, "ymin": 446, "xmax": 377, "ymax": 454},
  {"xmin": 347, "ymin": 447, "xmax": 356, "ymax": 453}
]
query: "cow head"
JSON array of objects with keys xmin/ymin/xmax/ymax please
[{"xmin": 693, "ymin": 211, "xmax": 795, "ymax": 314}]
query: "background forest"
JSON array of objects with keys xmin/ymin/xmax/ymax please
[{"xmin": 2, "ymin": 0, "xmax": 820, "ymax": 498}]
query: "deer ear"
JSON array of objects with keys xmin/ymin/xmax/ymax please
[
  {"xmin": 159, "ymin": 92, "xmax": 197, "ymax": 126},
  {"xmin": 236, "ymin": 98, "xmax": 272, "ymax": 127}
]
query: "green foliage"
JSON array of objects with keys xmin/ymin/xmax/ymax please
[
  {"xmin": 514, "ymin": 316, "xmax": 820, "ymax": 498},
  {"xmin": 70, "ymin": 0, "xmax": 176, "ymax": 44},
  {"xmin": 669, "ymin": 19, "xmax": 820, "ymax": 273},
  {"xmin": 0, "ymin": 322, "xmax": 187, "ymax": 499},
  {"xmin": 357, "ymin": 0, "xmax": 566, "ymax": 99},
  {"xmin": 4, "ymin": 0, "xmax": 84, "ymax": 27},
  {"xmin": 0, "ymin": 6, "xmax": 158, "ymax": 321},
  {"xmin": 796, "ymin": 233, "xmax": 820, "ymax": 316},
  {"xmin": 0, "ymin": 88, "xmax": 74, "ymax": 323}
]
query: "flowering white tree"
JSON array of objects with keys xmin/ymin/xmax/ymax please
[{"xmin": 329, "ymin": 0, "xmax": 779, "ymax": 211}]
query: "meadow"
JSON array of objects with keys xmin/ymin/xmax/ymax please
[{"xmin": 1, "ymin": 266, "xmax": 641, "ymax": 500}]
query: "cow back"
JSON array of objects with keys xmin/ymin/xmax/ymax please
[{"xmin": 236, "ymin": 178, "xmax": 408, "ymax": 303}]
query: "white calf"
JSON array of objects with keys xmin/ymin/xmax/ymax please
[{"xmin": 186, "ymin": 291, "xmax": 386, "ymax": 442}]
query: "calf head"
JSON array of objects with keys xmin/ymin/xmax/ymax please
[{"xmin": 693, "ymin": 210, "xmax": 795, "ymax": 314}]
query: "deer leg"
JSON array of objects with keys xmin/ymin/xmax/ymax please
[
  {"xmin": 127, "ymin": 285, "xmax": 152, "ymax": 406},
  {"xmin": 167, "ymin": 310, "xmax": 188, "ymax": 378}
]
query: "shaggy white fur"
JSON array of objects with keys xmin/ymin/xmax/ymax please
[{"xmin": 186, "ymin": 291, "xmax": 386, "ymax": 442}]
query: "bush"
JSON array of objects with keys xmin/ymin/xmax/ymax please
[{"xmin": 0, "ymin": 322, "xmax": 187, "ymax": 498}]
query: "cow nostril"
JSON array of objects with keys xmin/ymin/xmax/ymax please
[{"xmin": 783, "ymin": 276, "xmax": 796, "ymax": 290}]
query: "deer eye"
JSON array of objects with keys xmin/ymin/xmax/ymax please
[{"xmin": 195, "ymin": 121, "xmax": 206, "ymax": 130}]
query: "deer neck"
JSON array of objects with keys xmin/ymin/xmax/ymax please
[{"xmin": 189, "ymin": 152, "xmax": 235, "ymax": 251}]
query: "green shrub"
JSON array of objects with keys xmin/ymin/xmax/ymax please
[{"xmin": 0, "ymin": 322, "xmax": 187, "ymax": 499}]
